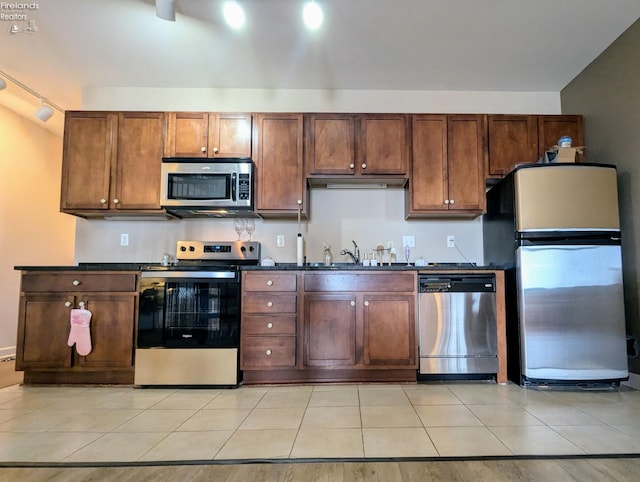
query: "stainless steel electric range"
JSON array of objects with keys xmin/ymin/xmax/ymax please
[{"xmin": 135, "ymin": 240, "xmax": 260, "ymax": 387}]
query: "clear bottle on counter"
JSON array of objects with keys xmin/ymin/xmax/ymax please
[{"xmin": 323, "ymin": 243, "xmax": 333, "ymax": 267}]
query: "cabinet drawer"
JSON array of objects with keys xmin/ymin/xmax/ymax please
[
  {"xmin": 243, "ymin": 315, "xmax": 296, "ymax": 335},
  {"xmin": 22, "ymin": 272, "xmax": 138, "ymax": 292},
  {"xmin": 243, "ymin": 294, "xmax": 297, "ymax": 313},
  {"xmin": 241, "ymin": 336, "xmax": 296, "ymax": 368},
  {"xmin": 304, "ymin": 272, "xmax": 415, "ymax": 292},
  {"xmin": 243, "ymin": 273, "xmax": 297, "ymax": 292}
]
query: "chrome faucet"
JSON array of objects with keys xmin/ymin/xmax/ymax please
[{"xmin": 340, "ymin": 240, "xmax": 360, "ymax": 264}]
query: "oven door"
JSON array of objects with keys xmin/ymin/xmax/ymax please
[{"xmin": 138, "ymin": 271, "xmax": 240, "ymax": 348}]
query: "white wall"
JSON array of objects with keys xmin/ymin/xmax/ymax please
[
  {"xmin": 74, "ymin": 188, "xmax": 483, "ymax": 266},
  {"xmin": 74, "ymin": 87, "xmax": 561, "ymax": 265},
  {"xmin": 0, "ymin": 106, "xmax": 76, "ymax": 356}
]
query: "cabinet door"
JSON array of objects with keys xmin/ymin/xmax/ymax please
[
  {"xmin": 486, "ymin": 115, "xmax": 538, "ymax": 177},
  {"xmin": 60, "ymin": 112, "xmax": 116, "ymax": 211},
  {"xmin": 75, "ymin": 293, "xmax": 136, "ymax": 368},
  {"xmin": 360, "ymin": 115, "xmax": 408, "ymax": 175},
  {"xmin": 537, "ymin": 115, "xmax": 584, "ymax": 155},
  {"xmin": 304, "ymin": 294, "xmax": 356, "ymax": 367},
  {"xmin": 306, "ymin": 114, "xmax": 356, "ymax": 175},
  {"xmin": 16, "ymin": 293, "xmax": 73, "ymax": 370},
  {"xmin": 166, "ymin": 112, "xmax": 209, "ymax": 157},
  {"xmin": 113, "ymin": 112, "xmax": 165, "ymax": 210},
  {"xmin": 407, "ymin": 115, "xmax": 448, "ymax": 213},
  {"xmin": 447, "ymin": 115, "xmax": 486, "ymax": 212},
  {"xmin": 209, "ymin": 113, "xmax": 252, "ymax": 158},
  {"xmin": 254, "ymin": 113, "xmax": 306, "ymax": 215},
  {"xmin": 363, "ymin": 295, "xmax": 416, "ymax": 367}
]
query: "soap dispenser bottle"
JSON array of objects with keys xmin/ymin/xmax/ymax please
[{"xmin": 323, "ymin": 243, "xmax": 333, "ymax": 267}]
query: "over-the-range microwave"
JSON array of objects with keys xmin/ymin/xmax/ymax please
[{"xmin": 160, "ymin": 158, "xmax": 255, "ymax": 217}]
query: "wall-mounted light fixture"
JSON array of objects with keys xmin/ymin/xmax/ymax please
[
  {"xmin": 0, "ymin": 70, "xmax": 64, "ymax": 123},
  {"xmin": 155, "ymin": 0, "xmax": 176, "ymax": 21}
]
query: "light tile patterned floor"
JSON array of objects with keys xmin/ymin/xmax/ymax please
[{"xmin": 0, "ymin": 382, "xmax": 638, "ymax": 462}]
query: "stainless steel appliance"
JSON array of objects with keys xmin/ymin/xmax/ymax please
[
  {"xmin": 135, "ymin": 240, "xmax": 260, "ymax": 386},
  {"xmin": 483, "ymin": 163, "xmax": 628, "ymax": 387},
  {"xmin": 419, "ymin": 274, "xmax": 498, "ymax": 376},
  {"xmin": 160, "ymin": 158, "xmax": 254, "ymax": 217}
]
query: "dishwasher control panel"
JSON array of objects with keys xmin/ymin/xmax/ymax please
[{"xmin": 418, "ymin": 274, "xmax": 495, "ymax": 293}]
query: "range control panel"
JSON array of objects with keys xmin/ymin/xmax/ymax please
[{"xmin": 176, "ymin": 240, "xmax": 260, "ymax": 261}]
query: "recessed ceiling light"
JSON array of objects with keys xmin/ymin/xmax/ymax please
[
  {"xmin": 303, "ymin": 1, "xmax": 323, "ymax": 30},
  {"xmin": 223, "ymin": 1, "xmax": 245, "ymax": 29}
]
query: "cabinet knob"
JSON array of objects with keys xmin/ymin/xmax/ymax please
[
  {"xmin": 266, "ymin": 279, "xmax": 273, "ymax": 286},
  {"xmin": 444, "ymin": 199, "xmax": 450, "ymax": 205},
  {"xmin": 297, "ymin": 199, "xmax": 302, "ymax": 205},
  {"xmin": 350, "ymin": 300, "xmax": 356, "ymax": 307},
  {"xmin": 364, "ymin": 300, "xmax": 370, "ymax": 307},
  {"xmin": 100, "ymin": 198, "xmax": 107, "ymax": 204},
  {"xmin": 362, "ymin": 163, "xmax": 367, "ymax": 169},
  {"xmin": 113, "ymin": 198, "xmax": 119, "ymax": 204},
  {"xmin": 267, "ymin": 322, "xmax": 273, "ymax": 329},
  {"xmin": 267, "ymin": 301, "xmax": 273, "ymax": 308},
  {"xmin": 201, "ymin": 146, "xmax": 206, "ymax": 153},
  {"xmin": 72, "ymin": 280, "xmax": 80, "ymax": 286},
  {"xmin": 64, "ymin": 301, "xmax": 72, "ymax": 307},
  {"xmin": 349, "ymin": 163, "xmax": 355, "ymax": 169},
  {"xmin": 450, "ymin": 199, "xmax": 455, "ymax": 204},
  {"xmin": 265, "ymin": 349, "xmax": 272, "ymax": 356},
  {"xmin": 213, "ymin": 147, "xmax": 219, "ymax": 154}
]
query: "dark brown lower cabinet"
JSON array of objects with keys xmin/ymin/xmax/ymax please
[
  {"xmin": 15, "ymin": 271, "xmax": 137, "ymax": 384},
  {"xmin": 241, "ymin": 270, "xmax": 417, "ymax": 385}
]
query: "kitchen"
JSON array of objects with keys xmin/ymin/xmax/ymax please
[{"xmin": 1, "ymin": 0, "xmax": 640, "ymax": 469}]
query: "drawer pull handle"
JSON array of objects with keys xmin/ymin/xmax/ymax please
[
  {"xmin": 350, "ymin": 300, "xmax": 355, "ymax": 307},
  {"xmin": 64, "ymin": 301, "xmax": 72, "ymax": 307},
  {"xmin": 72, "ymin": 280, "xmax": 80, "ymax": 286},
  {"xmin": 267, "ymin": 322, "xmax": 273, "ymax": 329},
  {"xmin": 266, "ymin": 349, "xmax": 272, "ymax": 356},
  {"xmin": 266, "ymin": 279, "xmax": 273, "ymax": 286},
  {"xmin": 267, "ymin": 301, "xmax": 273, "ymax": 307}
]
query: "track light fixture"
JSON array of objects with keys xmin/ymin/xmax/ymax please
[
  {"xmin": 0, "ymin": 70, "xmax": 64, "ymax": 123},
  {"xmin": 223, "ymin": 1, "xmax": 245, "ymax": 29},
  {"xmin": 35, "ymin": 101, "xmax": 54, "ymax": 122},
  {"xmin": 155, "ymin": 0, "xmax": 176, "ymax": 21},
  {"xmin": 303, "ymin": 1, "xmax": 323, "ymax": 30}
]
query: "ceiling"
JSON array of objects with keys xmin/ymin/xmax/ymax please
[{"xmin": 1, "ymin": 0, "xmax": 640, "ymax": 135}]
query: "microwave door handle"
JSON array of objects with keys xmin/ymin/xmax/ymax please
[{"xmin": 231, "ymin": 172, "xmax": 237, "ymax": 201}]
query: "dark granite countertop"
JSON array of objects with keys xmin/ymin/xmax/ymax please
[
  {"xmin": 16, "ymin": 263, "xmax": 504, "ymax": 272},
  {"xmin": 241, "ymin": 263, "xmax": 503, "ymax": 271},
  {"xmin": 14, "ymin": 263, "xmax": 157, "ymax": 271}
]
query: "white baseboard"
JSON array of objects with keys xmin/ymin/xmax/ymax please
[
  {"xmin": 0, "ymin": 346, "xmax": 16, "ymax": 361},
  {"xmin": 623, "ymin": 372, "xmax": 640, "ymax": 390}
]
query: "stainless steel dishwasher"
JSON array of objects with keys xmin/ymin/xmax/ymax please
[{"xmin": 418, "ymin": 274, "xmax": 498, "ymax": 376}]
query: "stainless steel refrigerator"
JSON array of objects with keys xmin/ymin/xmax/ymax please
[{"xmin": 483, "ymin": 163, "xmax": 628, "ymax": 387}]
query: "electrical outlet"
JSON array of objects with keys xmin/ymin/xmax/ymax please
[
  {"xmin": 276, "ymin": 235, "xmax": 285, "ymax": 248},
  {"xmin": 402, "ymin": 235, "xmax": 415, "ymax": 248},
  {"xmin": 120, "ymin": 233, "xmax": 129, "ymax": 246},
  {"xmin": 447, "ymin": 235, "xmax": 455, "ymax": 248}
]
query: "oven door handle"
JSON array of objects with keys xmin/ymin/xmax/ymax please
[{"xmin": 141, "ymin": 271, "xmax": 238, "ymax": 279}]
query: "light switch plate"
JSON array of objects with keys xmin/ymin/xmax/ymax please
[
  {"xmin": 276, "ymin": 235, "xmax": 285, "ymax": 248},
  {"xmin": 402, "ymin": 235, "xmax": 415, "ymax": 248},
  {"xmin": 120, "ymin": 233, "xmax": 129, "ymax": 246}
]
